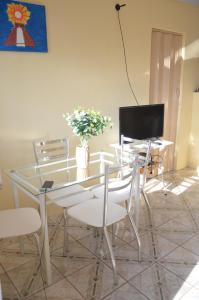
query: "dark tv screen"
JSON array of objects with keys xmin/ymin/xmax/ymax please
[{"xmin": 119, "ymin": 104, "xmax": 164, "ymax": 141}]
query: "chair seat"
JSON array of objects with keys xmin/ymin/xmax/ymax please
[
  {"xmin": 0, "ymin": 208, "xmax": 41, "ymax": 239},
  {"xmin": 68, "ymin": 198, "xmax": 127, "ymax": 228},
  {"xmin": 93, "ymin": 179, "xmax": 133, "ymax": 204},
  {"xmin": 48, "ymin": 184, "xmax": 94, "ymax": 208}
]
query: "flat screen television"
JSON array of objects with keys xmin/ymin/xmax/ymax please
[{"xmin": 119, "ymin": 104, "xmax": 164, "ymax": 141}]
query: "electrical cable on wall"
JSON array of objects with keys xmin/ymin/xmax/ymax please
[{"xmin": 115, "ymin": 3, "xmax": 140, "ymax": 106}]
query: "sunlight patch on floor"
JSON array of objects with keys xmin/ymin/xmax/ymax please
[
  {"xmin": 173, "ymin": 264, "xmax": 199, "ymax": 300},
  {"xmin": 144, "ymin": 178, "xmax": 165, "ymax": 193},
  {"xmin": 145, "ymin": 173, "xmax": 199, "ymax": 196}
]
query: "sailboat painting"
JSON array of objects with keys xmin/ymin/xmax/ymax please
[{"xmin": 0, "ymin": 0, "xmax": 48, "ymax": 52}]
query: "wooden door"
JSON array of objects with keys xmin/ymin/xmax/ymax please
[{"xmin": 149, "ymin": 29, "xmax": 183, "ymax": 171}]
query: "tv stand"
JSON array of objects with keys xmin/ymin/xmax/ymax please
[{"xmin": 110, "ymin": 138, "xmax": 173, "ymax": 178}]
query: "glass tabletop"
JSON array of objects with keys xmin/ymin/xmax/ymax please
[{"xmin": 5, "ymin": 151, "xmax": 118, "ymax": 196}]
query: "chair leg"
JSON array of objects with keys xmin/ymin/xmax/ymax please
[
  {"xmin": 142, "ymin": 190, "xmax": 151, "ymax": 211},
  {"xmin": 49, "ymin": 214, "xmax": 64, "ymax": 249},
  {"xmin": 63, "ymin": 208, "xmax": 69, "ymax": 256},
  {"xmin": 112, "ymin": 224, "xmax": 116, "ymax": 247},
  {"xmin": 127, "ymin": 214, "xmax": 141, "ymax": 262},
  {"xmin": 161, "ymin": 171, "xmax": 167, "ymax": 196},
  {"xmin": 103, "ymin": 227, "xmax": 118, "ymax": 286},
  {"xmin": 33, "ymin": 233, "xmax": 46, "ymax": 283},
  {"xmin": 93, "ymin": 228, "xmax": 100, "ymax": 238},
  {"xmin": 19, "ymin": 233, "xmax": 45, "ymax": 297},
  {"xmin": 18, "ymin": 237, "xmax": 25, "ymax": 255},
  {"xmin": 98, "ymin": 228, "xmax": 104, "ymax": 257},
  {"xmin": 33, "ymin": 233, "xmax": 42, "ymax": 258}
]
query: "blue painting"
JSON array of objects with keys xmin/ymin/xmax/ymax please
[{"xmin": 0, "ymin": 0, "xmax": 48, "ymax": 52}]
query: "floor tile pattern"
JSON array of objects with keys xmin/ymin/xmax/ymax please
[{"xmin": 1, "ymin": 168, "xmax": 199, "ymax": 299}]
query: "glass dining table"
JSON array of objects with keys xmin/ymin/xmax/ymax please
[{"xmin": 5, "ymin": 151, "xmax": 141, "ymax": 285}]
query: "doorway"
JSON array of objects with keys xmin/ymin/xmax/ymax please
[{"xmin": 149, "ymin": 28, "xmax": 183, "ymax": 171}]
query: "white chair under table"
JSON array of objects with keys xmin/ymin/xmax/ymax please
[
  {"xmin": 33, "ymin": 137, "xmax": 94, "ymax": 255},
  {"xmin": 0, "ymin": 208, "xmax": 42, "ymax": 297},
  {"xmin": 48, "ymin": 185, "xmax": 94, "ymax": 254},
  {"xmin": 93, "ymin": 138, "xmax": 150, "ymax": 231},
  {"xmin": 67, "ymin": 162, "xmax": 141, "ymax": 285},
  {"xmin": 120, "ymin": 136, "xmax": 152, "ymax": 210},
  {"xmin": 0, "ymin": 207, "xmax": 41, "ymax": 250}
]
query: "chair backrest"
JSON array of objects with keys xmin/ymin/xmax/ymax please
[
  {"xmin": 33, "ymin": 137, "xmax": 69, "ymax": 165},
  {"xmin": 102, "ymin": 159, "xmax": 138, "ymax": 227},
  {"xmin": 120, "ymin": 135, "xmax": 151, "ymax": 188}
]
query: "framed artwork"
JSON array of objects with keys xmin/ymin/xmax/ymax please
[{"xmin": 0, "ymin": 0, "xmax": 48, "ymax": 52}]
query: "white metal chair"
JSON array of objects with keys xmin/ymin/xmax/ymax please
[
  {"xmin": 33, "ymin": 138, "xmax": 94, "ymax": 255},
  {"xmin": 92, "ymin": 178, "xmax": 134, "ymax": 205},
  {"xmin": 95, "ymin": 137, "xmax": 151, "ymax": 208},
  {"xmin": 120, "ymin": 136, "xmax": 151, "ymax": 210},
  {"xmin": 33, "ymin": 138, "xmax": 69, "ymax": 166},
  {"xmin": 0, "ymin": 208, "xmax": 42, "ymax": 297},
  {"xmin": 48, "ymin": 185, "xmax": 94, "ymax": 255},
  {"xmin": 67, "ymin": 162, "xmax": 141, "ymax": 285},
  {"xmin": 0, "ymin": 207, "xmax": 41, "ymax": 254}
]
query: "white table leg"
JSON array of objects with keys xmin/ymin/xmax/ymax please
[
  {"xmin": 39, "ymin": 193, "xmax": 52, "ymax": 285},
  {"xmin": 134, "ymin": 169, "xmax": 141, "ymax": 229},
  {"xmin": 11, "ymin": 181, "xmax": 24, "ymax": 254}
]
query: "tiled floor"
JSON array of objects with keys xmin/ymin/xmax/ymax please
[{"xmin": 1, "ymin": 169, "xmax": 199, "ymax": 299}]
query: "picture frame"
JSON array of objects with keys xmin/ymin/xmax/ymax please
[{"xmin": 0, "ymin": 0, "xmax": 48, "ymax": 52}]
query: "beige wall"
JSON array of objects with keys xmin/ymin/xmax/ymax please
[
  {"xmin": 1, "ymin": 0, "xmax": 199, "ymax": 208},
  {"xmin": 188, "ymin": 93, "xmax": 199, "ymax": 168}
]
